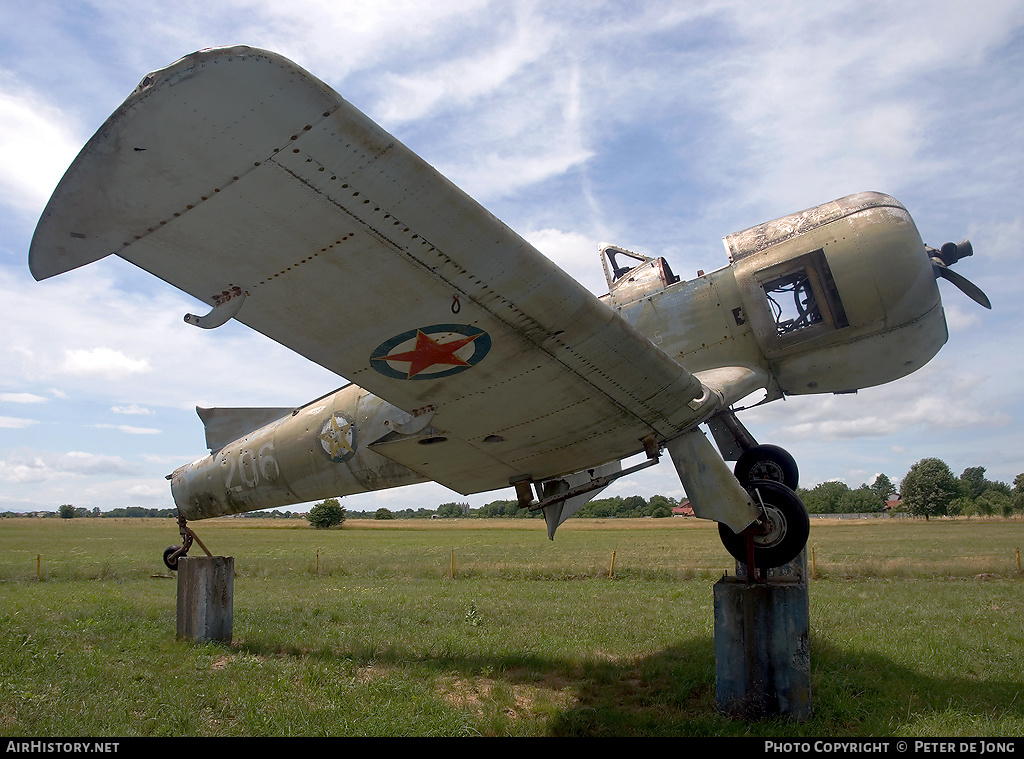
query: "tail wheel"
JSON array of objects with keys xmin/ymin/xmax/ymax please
[
  {"xmin": 734, "ymin": 444, "xmax": 799, "ymax": 490},
  {"xmin": 719, "ymin": 479, "xmax": 809, "ymax": 569},
  {"xmin": 163, "ymin": 545, "xmax": 184, "ymax": 571}
]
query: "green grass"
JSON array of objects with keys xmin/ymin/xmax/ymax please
[{"xmin": 0, "ymin": 517, "xmax": 1021, "ymax": 736}]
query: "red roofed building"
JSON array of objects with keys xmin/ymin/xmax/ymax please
[{"xmin": 672, "ymin": 501, "xmax": 695, "ymax": 517}]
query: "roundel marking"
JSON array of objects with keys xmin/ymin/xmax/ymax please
[
  {"xmin": 317, "ymin": 412, "xmax": 357, "ymax": 463},
  {"xmin": 370, "ymin": 324, "xmax": 491, "ymax": 380}
]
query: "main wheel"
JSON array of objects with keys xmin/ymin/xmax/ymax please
[
  {"xmin": 718, "ymin": 479, "xmax": 810, "ymax": 569},
  {"xmin": 734, "ymin": 444, "xmax": 799, "ymax": 490}
]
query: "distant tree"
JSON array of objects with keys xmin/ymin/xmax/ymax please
[
  {"xmin": 58, "ymin": 504, "xmax": 75, "ymax": 520},
  {"xmin": 839, "ymin": 485, "xmax": 881, "ymax": 513},
  {"xmin": 513, "ymin": 505, "xmax": 542, "ymax": 518},
  {"xmin": 648, "ymin": 495, "xmax": 677, "ymax": 512},
  {"xmin": 578, "ymin": 496, "xmax": 622, "ymax": 518},
  {"xmin": 870, "ymin": 474, "xmax": 896, "ymax": 506},
  {"xmin": 478, "ymin": 499, "xmax": 518, "ymax": 518},
  {"xmin": 901, "ymin": 458, "xmax": 958, "ymax": 520},
  {"xmin": 437, "ymin": 502, "xmax": 468, "ymax": 518},
  {"xmin": 307, "ymin": 498, "xmax": 346, "ymax": 529},
  {"xmin": 975, "ymin": 487, "xmax": 1013, "ymax": 518},
  {"xmin": 959, "ymin": 466, "xmax": 988, "ymax": 499},
  {"xmin": 1012, "ymin": 474, "xmax": 1024, "ymax": 518},
  {"xmin": 798, "ymin": 481, "xmax": 850, "ymax": 513},
  {"xmin": 374, "ymin": 508, "xmax": 395, "ymax": 520},
  {"xmin": 947, "ymin": 496, "xmax": 973, "ymax": 517},
  {"xmin": 102, "ymin": 506, "xmax": 176, "ymax": 518},
  {"xmin": 620, "ymin": 495, "xmax": 648, "ymax": 517}
]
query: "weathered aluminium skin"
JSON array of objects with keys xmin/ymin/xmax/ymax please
[
  {"xmin": 170, "ymin": 191, "xmax": 947, "ymax": 521},
  {"xmin": 29, "ymin": 47, "xmax": 985, "ymax": 565},
  {"xmin": 615, "ymin": 193, "xmax": 947, "ymax": 397}
]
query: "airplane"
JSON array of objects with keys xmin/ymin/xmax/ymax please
[{"xmin": 28, "ymin": 46, "xmax": 990, "ymax": 575}]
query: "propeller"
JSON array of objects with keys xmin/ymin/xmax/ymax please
[{"xmin": 927, "ymin": 239, "xmax": 991, "ymax": 310}]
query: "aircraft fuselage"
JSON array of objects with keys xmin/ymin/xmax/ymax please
[{"xmin": 170, "ymin": 191, "xmax": 949, "ymax": 520}]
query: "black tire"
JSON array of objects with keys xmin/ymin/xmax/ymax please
[
  {"xmin": 734, "ymin": 444, "xmax": 799, "ymax": 490},
  {"xmin": 163, "ymin": 546, "xmax": 182, "ymax": 571},
  {"xmin": 718, "ymin": 479, "xmax": 810, "ymax": 569}
]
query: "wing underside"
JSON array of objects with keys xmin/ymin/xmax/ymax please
[{"xmin": 30, "ymin": 46, "xmax": 716, "ymax": 493}]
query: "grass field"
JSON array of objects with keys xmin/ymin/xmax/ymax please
[{"xmin": 1, "ymin": 516, "xmax": 1022, "ymax": 737}]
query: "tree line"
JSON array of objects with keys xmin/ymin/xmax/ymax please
[
  {"xmin": 13, "ymin": 458, "xmax": 1023, "ymax": 523},
  {"xmin": 354, "ymin": 493, "xmax": 682, "ymax": 521},
  {"xmin": 1, "ymin": 505, "xmax": 179, "ymax": 519},
  {"xmin": 800, "ymin": 460, "xmax": 1024, "ymax": 519}
]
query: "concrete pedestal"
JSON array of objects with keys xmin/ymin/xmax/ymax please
[
  {"xmin": 176, "ymin": 556, "xmax": 234, "ymax": 643},
  {"xmin": 713, "ymin": 552, "xmax": 811, "ymax": 720}
]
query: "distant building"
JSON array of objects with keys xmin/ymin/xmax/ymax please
[{"xmin": 672, "ymin": 502, "xmax": 695, "ymax": 517}]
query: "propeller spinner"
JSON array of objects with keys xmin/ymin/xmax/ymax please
[{"xmin": 928, "ymin": 239, "xmax": 991, "ymax": 310}]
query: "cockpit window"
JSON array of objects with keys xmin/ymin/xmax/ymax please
[
  {"xmin": 763, "ymin": 270, "xmax": 823, "ymax": 337},
  {"xmin": 755, "ymin": 249, "xmax": 848, "ymax": 345}
]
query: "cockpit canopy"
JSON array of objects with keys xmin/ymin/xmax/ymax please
[{"xmin": 600, "ymin": 244, "xmax": 680, "ymax": 308}]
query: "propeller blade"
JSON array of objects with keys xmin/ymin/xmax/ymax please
[{"xmin": 932, "ymin": 261, "xmax": 992, "ymax": 309}]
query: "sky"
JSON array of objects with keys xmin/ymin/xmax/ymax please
[{"xmin": 1, "ymin": 0, "xmax": 1023, "ymax": 515}]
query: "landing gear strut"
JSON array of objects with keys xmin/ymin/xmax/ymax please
[
  {"xmin": 718, "ymin": 479, "xmax": 809, "ymax": 570},
  {"xmin": 162, "ymin": 514, "xmax": 212, "ymax": 571}
]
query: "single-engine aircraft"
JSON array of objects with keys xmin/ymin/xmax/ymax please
[{"xmin": 29, "ymin": 47, "xmax": 990, "ymax": 573}]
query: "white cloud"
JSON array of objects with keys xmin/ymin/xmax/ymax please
[
  {"xmin": 745, "ymin": 361, "xmax": 1009, "ymax": 444},
  {"xmin": 0, "ymin": 73, "xmax": 83, "ymax": 216},
  {"xmin": 523, "ymin": 228, "xmax": 604, "ymax": 293},
  {"xmin": 0, "ymin": 449, "xmax": 142, "ymax": 484},
  {"xmin": 373, "ymin": 9, "xmax": 556, "ymax": 124},
  {"xmin": 142, "ymin": 453, "xmax": 191, "ymax": 466},
  {"xmin": 60, "ymin": 451, "xmax": 141, "ymax": 475},
  {"xmin": 0, "ymin": 416, "xmax": 39, "ymax": 429},
  {"xmin": 62, "ymin": 347, "xmax": 152, "ymax": 378},
  {"xmin": 93, "ymin": 423, "xmax": 161, "ymax": 435},
  {"xmin": 942, "ymin": 303, "xmax": 982, "ymax": 332},
  {"xmin": 682, "ymin": 1, "xmax": 1024, "ymax": 215},
  {"xmin": 0, "ymin": 392, "xmax": 47, "ymax": 404},
  {"xmin": 2, "ymin": 0, "xmax": 1023, "ymax": 509},
  {"xmin": 125, "ymin": 483, "xmax": 166, "ymax": 498},
  {"xmin": 111, "ymin": 403, "xmax": 153, "ymax": 415}
]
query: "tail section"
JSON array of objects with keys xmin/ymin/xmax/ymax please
[{"xmin": 197, "ymin": 407, "xmax": 293, "ymax": 452}]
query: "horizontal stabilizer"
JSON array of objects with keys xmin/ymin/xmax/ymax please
[{"xmin": 197, "ymin": 406, "xmax": 293, "ymax": 452}]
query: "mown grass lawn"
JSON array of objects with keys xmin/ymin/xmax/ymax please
[{"xmin": 1, "ymin": 517, "xmax": 1021, "ymax": 736}]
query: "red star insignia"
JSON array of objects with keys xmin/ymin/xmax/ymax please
[{"xmin": 375, "ymin": 329, "xmax": 482, "ymax": 379}]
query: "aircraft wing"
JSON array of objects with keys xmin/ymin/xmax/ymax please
[{"xmin": 30, "ymin": 46, "xmax": 716, "ymax": 494}]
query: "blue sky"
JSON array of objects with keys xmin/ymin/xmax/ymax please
[{"xmin": 1, "ymin": 0, "xmax": 1023, "ymax": 514}]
